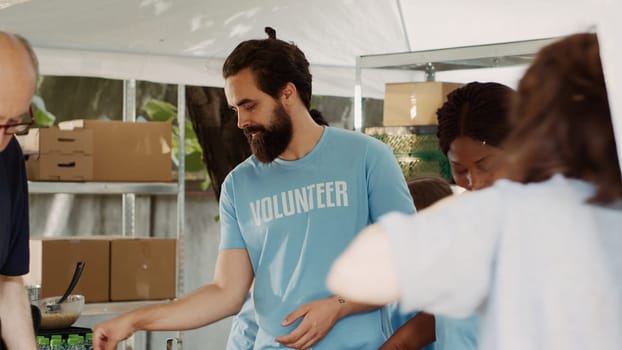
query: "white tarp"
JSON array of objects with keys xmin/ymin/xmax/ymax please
[
  {"xmin": 1, "ymin": 0, "xmax": 620, "ymax": 163},
  {"xmin": 0, "ymin": 0, "xmax": 609, "ymax": 94}
]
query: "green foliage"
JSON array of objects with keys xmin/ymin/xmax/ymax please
[
  {"xmin": 142, "ymin": 99, "xmax": 211, "ymax": 190},
  {"xmin": 31, "ymin": 95, "xmax": 56, "ymax": 127},
  {"xmin": 142, "ymin": 99, "xmax": 177, "ymax": 122}
]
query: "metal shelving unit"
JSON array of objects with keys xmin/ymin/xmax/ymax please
[
  {"xmin": 28, "ymin": 81, "xmax": 187, "ymax": 349},
  {"xmin": 353, "ymin": 36, "xmax": 563, "ymax": 130},
  {"xmin": 28, "ymin": 182, "xmax": 179, "ymax": 195}
]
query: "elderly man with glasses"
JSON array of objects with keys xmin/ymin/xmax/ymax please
[{"xmin": 0, "ymin": 31, "xmax": 38, "ymax": 350}]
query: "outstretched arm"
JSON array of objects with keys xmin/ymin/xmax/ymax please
[
  {"xmin": 380, "ymin": 312, "xmax": 435, "ymax": 350},
  {"xmin": 327, "ymin": 224, "xmax": 400, "ymax": 305},
  {"xmin": 93, "ymin": 249, "xmax": 253, "ymax": 350}
]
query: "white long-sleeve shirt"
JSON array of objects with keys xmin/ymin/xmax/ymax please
[{"xmin": 380, "ymin": 175, "xmax": 622, "ymax": 350}]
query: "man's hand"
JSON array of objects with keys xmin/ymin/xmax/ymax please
[
  {"xmin": 93, "ymin": 314, "xmax": 135, "ymax": 350},
  {"xmin": 275, "ymin": 297, "xmax": 344, "ymax": 349}
]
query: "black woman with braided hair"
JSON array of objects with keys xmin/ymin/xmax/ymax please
[
  {"xmin": 380, "ymin": 82, "xmax": 515, "ymax": 350},
  {"xmin": 437, "ymin": 82, "xmax": 514, "ymax": 191}
]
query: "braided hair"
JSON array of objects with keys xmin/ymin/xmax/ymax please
[{"xmin": 436, "ymin": 82, "xmax": 514, "ymax": 155}]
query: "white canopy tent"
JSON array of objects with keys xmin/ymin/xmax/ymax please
[
  {"xmin": 1, "ymin": 0, "xmax": 621, "ymax": 161},
  {"xmin": 2, "ymin": 2, "xmax": 621, "ymax": 348}
]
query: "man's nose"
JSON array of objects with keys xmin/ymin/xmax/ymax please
[{"xmin": 237, "ymin": 111, "xmax": 250, "ymax": 129}]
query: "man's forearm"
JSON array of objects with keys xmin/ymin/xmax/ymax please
[
  {"xmin": 380, "ymin": 312, "xmax": 436, "ymax": 349},
  {"xmin": 0, "ymin": 275, "xmax": 37, "ymax": 350},
  {"xmin": 95, "ymin": 249, "xmax": 255, "ymax": 349},
  {"xmin": 124, "ymin": 283, "xmax": 248, "ymax": 332}
]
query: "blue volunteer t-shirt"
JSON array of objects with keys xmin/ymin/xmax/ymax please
[
  {"xmin": 220, "ymin": 127, "xmax": 415, "ymax": 349},
  {"xmin": 0, "ymin": 137, "xmax": 30, "ymax": 276},
  {"xmin": 434, "ymin": 315, "xmax": 479, "ymax": 350},
  {"xmin": 226, "ymin": 294, "xmax": 259, "ymax": 350}
]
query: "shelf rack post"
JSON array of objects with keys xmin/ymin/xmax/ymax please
[
  {"xmin": 174, "ymin": 84, "xmax": 186, "ymax": 349},
  {"xmin": 122, "ymin": 79, "xmax": 137, "ymax": 237}
]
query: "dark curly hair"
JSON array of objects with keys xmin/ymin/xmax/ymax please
[
  {"xmin": 501, "ymin": 33, "xmax": 622, "ymax": 203},
  {"xmin": 436, "ymin": 82, "xmax": 514, "ymax": 155},
  {"xmin": 222, "ymin": 27, "xmax": 327, "ymax": 126},
  {"xmin": 407, "ymin": 176, "xmax": 453, "ymax": 210}
]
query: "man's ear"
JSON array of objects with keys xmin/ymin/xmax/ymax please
[{"xmin": 280, "ymin": 82, "xmax": 297, "ymax": 104}]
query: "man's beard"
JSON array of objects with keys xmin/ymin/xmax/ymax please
[{"xmin": 244, "ymin": 103, "xmax": 293, "ymax": 163}]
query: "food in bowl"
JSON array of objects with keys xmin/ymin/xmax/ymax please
[{"xmin": 38, "ymin": 294, "xmax": 84, "ymax": 330}]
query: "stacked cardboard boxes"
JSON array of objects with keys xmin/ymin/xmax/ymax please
[
  {"xmin": 25, "ymin": 237, "xmax": 177, "ymax": 303},
  {"xmin": 22, "ymin": 128, "xmax": 94, "ymax": 181},
  {"xmin": 382, "ymin": 82, "xmax": 463, "ymax": 126},
  {"xmin": 376, "ymin": 82, "xmax": 462, "ymax": 181},
  {"xmin": 20, "ymin": 120, "xmax": 173, "ymax": 182}
]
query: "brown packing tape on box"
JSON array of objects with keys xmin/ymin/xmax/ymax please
[
  {"xmin": 109, "ymin": 238, "xmax": 177, "ymax": 301},
  {"xmin": 58, "ymin": 120, "xmax": 173, "ymax": 182},
  {"xmin": 25, "ymin": 237, "xmax": 110, "ymax": 303},
  {"xmin": 383, "ymin": 82, "xmax": 463, "ymax": 126}
]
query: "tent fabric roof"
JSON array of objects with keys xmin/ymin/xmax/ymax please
[
  {"xmin": 1, "ymin": 0, "xmax": 409, "ymax": 96},
  {"xmin": 0, "ymin": 0, "xmax": 606, "ymax": 96},
  {"xmin": 1, "ymin": 0, "xmax": 621, "ymax": 170}
]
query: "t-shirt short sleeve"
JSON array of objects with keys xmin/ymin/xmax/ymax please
[
  {"xmin": 219, "ymin": 172, "xmax": 246, "ymax": 250},
  {"xmin": 365, "ymin": 139, "xmax": 416, "ymax": 221}
]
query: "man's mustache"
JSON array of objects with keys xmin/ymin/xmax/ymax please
[{"xmin": 244, "ymin": 126, "xmax": 267, "ymax": 137}]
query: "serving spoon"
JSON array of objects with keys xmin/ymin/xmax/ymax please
[{"xmin": 45, "ymin": 261, "xmax": 85, "ymax": 313}]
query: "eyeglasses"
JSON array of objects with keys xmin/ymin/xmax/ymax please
[{"xmin": 0, "ymin": 106, "xmax": 34, "ymax": 135}]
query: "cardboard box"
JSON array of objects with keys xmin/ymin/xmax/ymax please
[
  {"xmin": 58, "ymin": 120, "xmax": 173, "ymax": 182},
  {"xmin": 25, "ymin": 237, "xmax": 110, "ymax": 303},
  {"xmin": 39, "ymin": 127, "xmax": 93, "ymax": 155},
  {"xmin": 17, "ymin": 127, "xmax": 93, "ymax": 156},
  {"xmin": 26, "ymin": 153, "xmax": 94, "ymax": 181},
  {"xmin": 18, "ymin": 127, "xmax": 95, "ymax": 181},
  {"xmin": 110, "ymin": 238, "xmax": 176, "ymax": 301},
  {"xmin": 383, "ymin": 82, "xmax": 463, "ymax": 126}
]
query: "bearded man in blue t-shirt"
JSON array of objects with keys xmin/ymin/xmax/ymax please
[
  {"xmin": 94, "ymin": 27, "xmax": 415, "ymax": 350},
  {"xmin": 0, "ymin": 32, "xmax": 39, "ymax": 350}
]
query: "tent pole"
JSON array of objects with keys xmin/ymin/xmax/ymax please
[{"xmin": 395, "ymin": 0, "xmax": 412, "ymax": 51}]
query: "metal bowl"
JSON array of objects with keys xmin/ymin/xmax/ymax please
[{"xmin": 38, "ymin": 294, "xmax": 84, "ymax": 330}]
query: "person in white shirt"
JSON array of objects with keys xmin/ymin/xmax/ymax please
[{"xmin": 327, "ymin": 32, "xmax": 622, "ymax": 350}]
